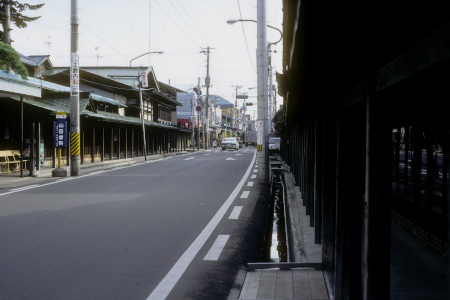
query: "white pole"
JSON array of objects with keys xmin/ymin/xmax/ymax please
[
  {"xmin": 257, "ymin": 0, "xmax": 269, "ymax": 184},
  {"xmin": 70, "ymin": 0, "xmax": 80, "ymax": 176}
]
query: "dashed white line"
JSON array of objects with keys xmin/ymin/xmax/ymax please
[
  {"xmin": 203, "ymin": 235, "xmax": 230, "ymax": 261},
  {"xmin": 229, "ymin": 206, "xmax": 243, "ymax": 219},
  {"xmin": 251, "ymin": 175, "xmax": 256, "ymax": 179},
  {"xmin": 241, "ymin": 191, "xmax": 250, "ymax": 198},
  {"xmin": 247, "ymin": 182, "xmax": 254, "ymax": 187},
  {"xmin": 185, "ymin": 157, "xmax": 195, "ymax": 160},
  {"xmin": 253, "ymin": 169, "xmax": 257, "ymax": 173},
  {"xmin": 147, "ymin": 151, "xmax": 257, "ymax": 300}
]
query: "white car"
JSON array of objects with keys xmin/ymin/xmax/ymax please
[
  {"xmin": 221, "ymin": 137, "xmax": 239, "ymax": 151},
  {"xmin": 269, "ymin": 137, "xmax": 281, "ymax": 153}
]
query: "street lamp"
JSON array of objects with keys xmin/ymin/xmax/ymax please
[
  {"xmin": 227, "ymin": 19, "xmax": 283, "ymax": 45},
  {"xmin": 130, "ymin": 51, "xmax": 163, "ymax": 161},
  {"xmin": 227, "ymin": 17, "xmax": 283, "ymax": 184}
]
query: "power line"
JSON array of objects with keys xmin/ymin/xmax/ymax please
[
  {"xmin": 236, "ymin": 0, "xmax": 256, "ymax": 72},
  {"xmin": 153, "ymin": 0, "xmax": 201, "ymax": 48}
]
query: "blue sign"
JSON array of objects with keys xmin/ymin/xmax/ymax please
[{"xmin": 54, "ymin": 120, "xmax": 68, "ymax": 148}]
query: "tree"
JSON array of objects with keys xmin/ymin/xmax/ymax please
[
  {"xmin": 0, "ymin": 41, "xmax": 28, "ymax": 78},
  {"xmin": 272, "ymin": 109, "xmax": 286, "ymax": 136},
  {"xmin": 1, "ymin": 0, "xmax": 44, "ymax": 43}
]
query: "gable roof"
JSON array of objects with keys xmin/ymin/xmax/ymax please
[
  {"xmin": 19, "ymin": 54, "xmax": 53, "ymax": 69},
  {"xmin": 45, "ymin": 67, "xmax": 182, "ymax": 107}
]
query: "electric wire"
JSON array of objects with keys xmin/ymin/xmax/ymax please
[{"xmin": 237, "ymin": 0, "xmax": 256, "ymax": 72}]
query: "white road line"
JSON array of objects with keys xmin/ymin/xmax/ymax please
[
  {"xmin": 9, "ymin": 184, "xmax": 40, "ymax": 192},
  {"xmin": 228, "ymin": 206, "xmax": 243, "ymax": 219},
  {"xmin": 241, "ymin": 191, "xmax": 250, "ymax": 198},
  {"xmin": 0, "ymin": 155, "xmax": 177, "ymax": 198},
  {"xmin": 203, "ymin": 235, "xmax": 230, "ymax": 261},
  {"xmin": 147, "ymin": 151, "xmax": 257, "ymax": 300},
  {"xmin": 185, "ymin": 157, "xmax": 195, "ymax": 160},
  {"xmin": 247, "ymin": 182, "xmax": 254, "ymax": 187},
  {"xmin": 251, "ymin": 175, "xmax": 256, "ymax": 179},
  {"xmin": 253, "ymin": 169, "xmax": 257, "ymax": 172},
  {"xmin": 204, "ymin": 154, "xmax": 210, "ymax": 156}
]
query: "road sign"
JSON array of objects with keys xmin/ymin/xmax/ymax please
[{"xmin": 196, "ymin": 105, "xmax": 202, "ymax": 112}]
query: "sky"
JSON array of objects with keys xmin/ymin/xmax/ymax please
[{"xmin": 10, "ymin": 0, "xmax": 283, "ymax": 119}]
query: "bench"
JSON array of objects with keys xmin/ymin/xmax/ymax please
[{"xmin": 0, "ymin": 150, "xmax": 29, "ymax": 173}]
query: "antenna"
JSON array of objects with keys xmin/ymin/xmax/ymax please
[
  {"xmin": 45, "ymin": 36, "xmax": 51, "ymax": 55},
  {"xmin": 95, "ymin": 47, "xmax": 101, "ymax": 74}
]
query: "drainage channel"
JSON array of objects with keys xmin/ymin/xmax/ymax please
[{"xmin": 262, "ymin": 171, "xmax": 289, "ymax": 262}]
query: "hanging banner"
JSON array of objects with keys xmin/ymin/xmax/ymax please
[
  {"xmin": 257, "ymin": 120, "xmax": 263, "ymax": 151},
  {"xmin": 141, "ymin": 71, "xmax": 148, "ymax": 88},
  {"xmin": 70, "ymin": 53, "xmax": 79, "ymax": 96}
]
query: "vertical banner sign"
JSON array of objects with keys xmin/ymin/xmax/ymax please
[
  {"xmin": 54, "ymin": 120, "xmax": 68, "ymax": 148},
  {"xmin": 141, "ymin": 71, "xmax": 148, "ymax": 88},
  {"xmin": 70, "ymin": 53, "xmax": 79, "ymax": 96},
  {"xmin": 257, "ymin": 120, "xmax": 263, "ymax": 151}
]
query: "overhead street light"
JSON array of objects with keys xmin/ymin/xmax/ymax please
[
  {"xmin": 130, "ymin": 51, "xmax": 164, "ymax": 161},
  {"xmin": 227, "ymin": 19, "xmax": 283, "ymax": 45},
  {"xmin": 130, "ymin": 51, "xmax": 164, "ymax": 67}
]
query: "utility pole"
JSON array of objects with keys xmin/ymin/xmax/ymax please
[
  {"xmin": 191, "ymin": 90, "xmax": 195, "ymax": 148},
  {"xmin": 70, "ymin": 0, "xmax": 81, "ymax": 176},
  {"xmin": 197, "ymin": 77, "xmax": 201, "ymax": 150},
  {"xmin": 257, "ymin": 0, "xmax": 269, "ymax": 184},
  {"xmin": 201, "ymin": 46, "xmax": 213, "ymax": 149},
  {"xmin": 2, "ymin": 0, "xmax": 12, "ymax": 44},
  {"xmin": 233, "ymin": 85, "xmax": 243, "ymax": 130},
  {"xmin": 268, "ymin": 62, "xmax": 273, "ymax": 133}
]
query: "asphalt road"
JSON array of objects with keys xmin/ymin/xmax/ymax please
[{"xmin": 0, "ymin": 148, "xmax": 270, "ymax": 300}]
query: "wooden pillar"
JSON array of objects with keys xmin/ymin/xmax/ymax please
[
  {"xmin": 125, "ymin": 128, "xmax": 128, "ymax": 159},
  {"xmin": 81, "ymin": 130, "xmax": 84, "ymax": 164},
  {"xmin": 37, "ymin": 122, "xmax": 41, "ymax": 171},
  {"xmin": 131, "ymin": 128, "xmax": 134, "ymax": 158},
  {"xmin": 118, "ymin": 128, "xmax": 121, "ymax": 159},
  {"xmin": 101, "ymin": 127, "xmax": 105, "ymax": 162},
  {"xmin": 92, "ymin": 125, "xmax": 95, "ymax": 163},
  {"xmin": 110, "ymin": 127, "xmax": 114, "ymax": 160},
  {"xmin": 362, "ymin": 78, "xmax": 391, "ymax": 300},
  {"xmin": 30, "ymin": 122, "xmax": 35, "ymax": 174},
  {"xmin": 314, "ymin": 116, "xmax": 323, "ymax": 243}
]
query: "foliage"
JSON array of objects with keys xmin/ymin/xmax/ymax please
[
  {"xmin": 0, "ymin": 41, "xmax": 28, "ymax": 78},
  {"xmin": 0, "ymin": 0, "xmax": 44, "ymax": 41},
  {"xmin": 272, "ymin": 109, "xmax": 286, "ymax": 136}
]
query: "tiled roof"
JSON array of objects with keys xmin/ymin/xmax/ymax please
[{"xmin": 90, "ymin": 94, "xmax": 127, "ymax": 108}]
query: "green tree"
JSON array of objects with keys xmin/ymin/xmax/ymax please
[
  {"xmin": 0, "ymin": 41, "xmax": 28, "ymax": 78},
  {"xmin": 1, "ymin": 0, "xmax": 44, "ymax": 43},
  {"xmin": 272, "ymin": 109, "xmax": 286, "ymax": 136}
]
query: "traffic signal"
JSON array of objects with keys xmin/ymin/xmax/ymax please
[{"xmin": 244, "ymin": 102, "xmax": 254, "ymax": 106}]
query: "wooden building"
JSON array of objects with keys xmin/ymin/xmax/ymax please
[
  {"xmin": 0, "ymin": 57, "xmax": 191, "ymax": 175},
  {"xmin": 277, "ymin": 1, "xmax": 449, "ymax": 299}
]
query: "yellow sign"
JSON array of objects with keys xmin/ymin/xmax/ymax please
[{"xmin": 56, "ymin": 112, "xmax": 67, "ymax": 119}]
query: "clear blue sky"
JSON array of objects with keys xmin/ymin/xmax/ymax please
[{"xmin": 11, "ymin": 0, "xmax": 283, "ymax": 114}]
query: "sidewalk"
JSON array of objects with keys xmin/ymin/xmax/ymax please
[{"xmin": 0, "ymin": 150, "xmax": 191, "ymax": 190}]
